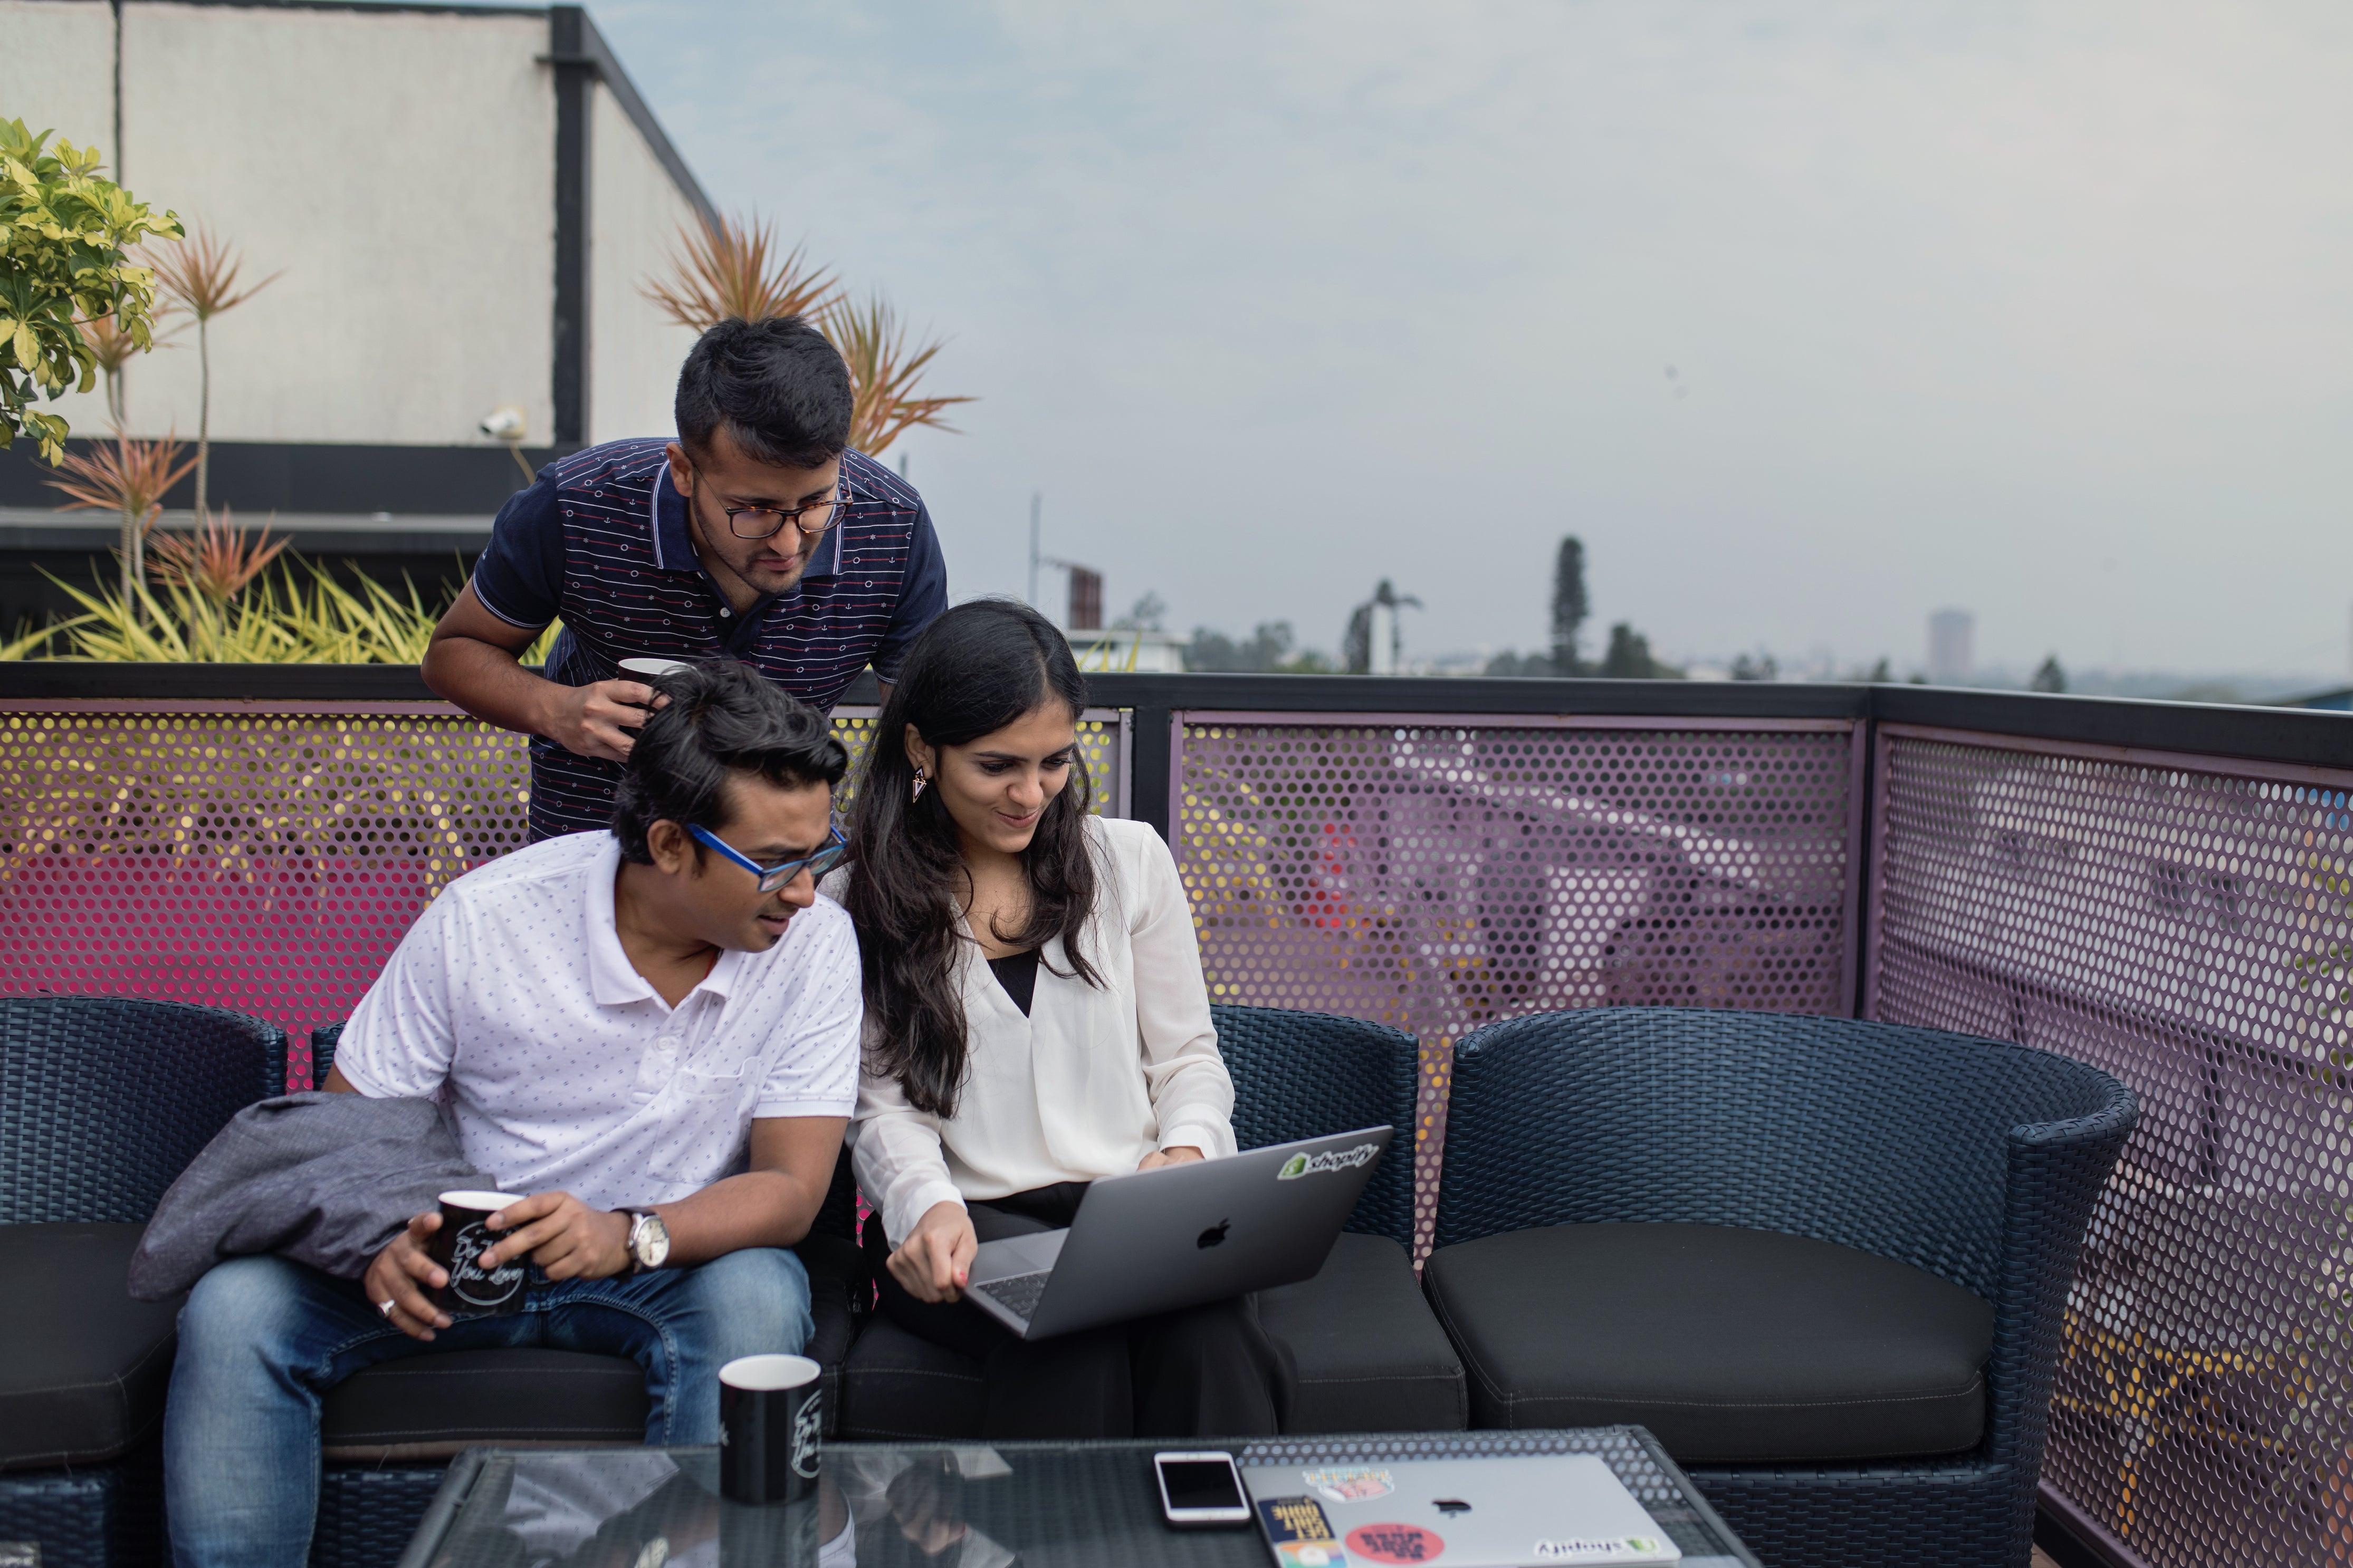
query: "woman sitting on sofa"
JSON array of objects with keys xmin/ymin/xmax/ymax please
[{"xmin": 828, "ymin": 599, "xmax": 1292, "ymax": 1437}]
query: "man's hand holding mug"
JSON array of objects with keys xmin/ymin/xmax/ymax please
[{"xmin": 366, "ymin": 1189, "xmax": 631, "ymax": 1341}]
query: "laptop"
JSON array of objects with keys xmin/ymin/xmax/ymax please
[
  {"xmin": 962, "ymin": 1126, "xmax": 1393, "ymax": 1340},
  {"xmin": 1242, "ymin": 1453, "xmax": 1683, "ymax": 1566}
]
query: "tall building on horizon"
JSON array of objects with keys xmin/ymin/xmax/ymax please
[{"xmin": 1928, "ymin": 609, "xmax": 1975, "ymax": 685}]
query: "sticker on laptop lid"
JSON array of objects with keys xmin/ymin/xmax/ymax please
[
  {"xmin": 1532, "ymin": 1536, "xmax": 1671, "ymax": 1563},
  {"xmin": 1345, "ymin": 1523, "xmax": 1445, "ymax": 1563},
  {"xmin": 1272, "ymin": 1544, "xmax": 1351, "ymax": 1567},
  {"xmin": 1302, "ymin": 1468, "xmax": 1394, "ymax": 1504},
  {"xmin": 1258, "ymin": 1497, "xmax": 1348, "ymax": 1566},
  {"xmin": 1276, "ymin": 1143, "xmax": 1381, "ymax": 1180}
]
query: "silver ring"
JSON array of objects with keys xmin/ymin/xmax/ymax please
[{"xmin": 376, "ymin": 1299, "xmax": 396, "ymax": 1319}]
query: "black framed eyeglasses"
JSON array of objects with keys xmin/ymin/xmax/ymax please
[
  {"xmin": 691, "ymin": 464, "xmax": 841, "ymax": 541},
  {"xmin": 688, "ymin": 823, "xmax": 848, "ymax": 893}
]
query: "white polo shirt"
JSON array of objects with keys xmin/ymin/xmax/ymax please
[{"xmin": 335, "ymin": 831, "xmax": 862, "ymax": 1213}]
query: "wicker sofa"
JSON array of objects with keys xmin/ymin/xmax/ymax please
[
  {"xmin": 1426, "ymin": 1006, "xmax": 2136, "ymax": 1568},
  {"xmin": 0, "ymin": 997, "xmax": 285, "ymax": 1568}
]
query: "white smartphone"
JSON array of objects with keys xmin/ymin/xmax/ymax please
[{"xmin": 1153, "ymin": 1450, "xmax": 1252, "ymax": 1528}]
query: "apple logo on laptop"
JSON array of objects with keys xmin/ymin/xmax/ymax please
[
  {"xmin": 1433, "ymin": 1499, "xmax": 1472, "ymax": 1516},
  {"xmin": 1197, "ymin": 1219, "xmax": 1230, "ymax": 1249}
]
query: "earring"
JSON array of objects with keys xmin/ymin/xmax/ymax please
[{"xmin": 911, "ymin": 766, "xmax": 927, "ymax": 804}]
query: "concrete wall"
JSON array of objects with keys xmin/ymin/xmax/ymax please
[
  {"xmin": 0, "ymin": 1, "xmax": 709, "ymax": 460},
  {"xmin": 117, "ymin": 2, "xmax": 556, "ymax": 448},
  {"xmin": 587, "ymin": 78, "xmax": 701, "ymax": 444},
  {"xmin": 0, "ymin": 3, "xmax": 117, "ymax": 175}
]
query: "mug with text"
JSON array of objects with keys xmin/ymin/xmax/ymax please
[{"xmin": 428, "ymin": 1190, "xmax": 528, "ymax": 1317}]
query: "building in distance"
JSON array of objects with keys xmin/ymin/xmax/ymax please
[{"xmin": 1928, "ymin": 609, "xmax": 1975, "ymax": 686}]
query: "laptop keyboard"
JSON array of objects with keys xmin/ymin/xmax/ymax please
[{"xmin": 973, "ymin": 1269, "xmax": 1051, "ymax": 1322}]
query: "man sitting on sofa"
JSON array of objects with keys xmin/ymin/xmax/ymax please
[{"xmin": 162, "ymin": 660, "xmax": 862, "ymax": 1568}]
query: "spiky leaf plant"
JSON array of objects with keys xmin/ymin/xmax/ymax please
[
  {"xmin": 145, "ymin": 224, "xmax": 281, "ymax": 518},
  {"xmin": 44, "ymin": 428, "xmax": 197, "ymax": 600},
  {"xmin": 640, "ymin": 213, "xmax": 837, "ymax": 331},
  {"xmin": 824, "ymin": 292, "xmax": 975, "ymax": 457}
]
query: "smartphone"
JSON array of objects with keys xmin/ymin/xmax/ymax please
[{"xmin": 1153, "ymin": 1450, "xmax": 1252, "ymax": 1528}]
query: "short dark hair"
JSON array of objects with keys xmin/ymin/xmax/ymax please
[
  {"xmin": 611, "ymin": 659, "xmax": 848, "ymax": 863},
  {"xmin": 674, "ymin": 316, "xmax": 853, "ymax": 469}
]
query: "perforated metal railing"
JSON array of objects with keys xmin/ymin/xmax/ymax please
[
  {"xmin": 1869, "ymin": 724, "xmax": 2353, "ymax": 1568},
  {"xmin": 0, "ymin": 700, "xmax": 1127, "ymax": 1087},
  {"xmin": 1172, "ymin": 713, "xmax": 1866, "ymax": 1250},
  {"xmin": 11, "ymin": 677, "xmax": 2353, "ymax": 1565}
]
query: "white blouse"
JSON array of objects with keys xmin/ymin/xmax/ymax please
[{"xmin": 830, "ymin": 815, "xmax": 1237, "ymax": 1246}]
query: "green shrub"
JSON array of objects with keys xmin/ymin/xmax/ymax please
[{"xmin": 0, "ymin": 119, "xmax": 180, "ymax": 461}]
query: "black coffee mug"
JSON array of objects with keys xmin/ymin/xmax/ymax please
[
  {"xmin": 720, "ymin": 1353, "xmax": 822, "ymax": 1504},
  {"xmin": 429, "ymin": 1189, "xmax": 527, "ymax": 1316}
]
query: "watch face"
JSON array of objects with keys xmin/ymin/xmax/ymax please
[{"xmin": 638, "ymin": 1213, "xmax": 671, "ymax": 1268}]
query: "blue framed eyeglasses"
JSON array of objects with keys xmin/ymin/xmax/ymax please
[{"xmin": 687, "ymin": 823, "xmax": 848, "ymax": 893}]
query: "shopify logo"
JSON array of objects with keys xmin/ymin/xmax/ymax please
[{"xmin": 1277, "ymin": 1143, "xmax": 1381, "ymax": 1180}]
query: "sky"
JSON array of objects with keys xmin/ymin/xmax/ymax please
[{"xmin": 580, "ymin": 0, "xmax": 2353, "ymax": 678}]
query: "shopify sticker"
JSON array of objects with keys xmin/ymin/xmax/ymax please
[{"xmin": 1278, "ymin": 1143, "xmax": 1381, "ymax": 1180}]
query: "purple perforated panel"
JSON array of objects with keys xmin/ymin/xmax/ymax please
[
  {"xmin": 0, "ymin": 701, "xmax": 1125, "ymax": 1087},
  {"xmin": 1869, "ymin": 725, "xmax": 2353, "ymax": 1568},
  {"xmin": 1173, "ymin": 713, "xmax": 1864, "ymax": 1250},
  {"xmin": 0, "ymin": 702, "xmax": 528, "ymax": 1088}
]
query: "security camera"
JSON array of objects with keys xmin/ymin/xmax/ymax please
[{"xmin": 480, "ymin": 405, "xmax": 527, "ymax": 441}]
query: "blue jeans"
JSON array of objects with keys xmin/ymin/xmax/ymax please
[{"xmin": 163, "ymin": 1247, "xmax": 812, "ymax": 1568}]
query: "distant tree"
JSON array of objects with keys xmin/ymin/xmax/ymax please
[
  {"xmin": 1549, "ymin": 536, "xmax": 1589, "ymax": 676},
  {"xmin": 1729, "ymin": 651, "xmax": 1780, "ymax": 681},
  {"xmin": 1342, "ymin": 604, "xmax": 1371, "ymax": 674},
  {"xmin": 2031, "ymin": 655, "xmax": 2067, "ymax": 694},
  {"xmin": 1600, "ymin": 622, "xmax": 1683, "ymax": 679},
  {"xmin": 1113, "ymin": 592, "xmax": 1165, "ymax": 632},
  {"xmin": 1484, "ymin": 649, "xmax": 1554, "ymax": 677},
  {"xmin": 1188, "ymin": 620, "xmax": 1295, "ymax": 672},
  {"xmin": 1863, "ymin": 657, "xmax": 1892, "ymax": 683}
]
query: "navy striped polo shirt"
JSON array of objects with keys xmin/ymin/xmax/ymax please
[{"xmin": 470, "ymin": 438, "xmax": 948, "ymax": 840}]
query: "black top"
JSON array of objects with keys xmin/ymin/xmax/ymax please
[{"xmin": 987, "ymin": 948, "xmax": 1041, "ymax": 1017}]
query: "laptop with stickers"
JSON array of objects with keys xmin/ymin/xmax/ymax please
[
  {"xmin": 962, "ymin": 1126, "xmax": 1393, "ymax": 1340},
  {"xmin": 1241, "ymin": 1454, "xmax": 1684, "ymax": 1566}
]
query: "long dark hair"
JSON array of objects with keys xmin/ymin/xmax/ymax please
[{"xmin": 842, "ymin": 600, "xmax": 1102, "ymax": 1117}]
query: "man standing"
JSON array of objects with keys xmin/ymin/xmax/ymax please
[
  {"xmin": 164, "ymin": 662, "xmax": 862, "ymax": 1567},
  {"xmin": 425, "ymin": 315, "xmax": 949, "ymax": 839}
]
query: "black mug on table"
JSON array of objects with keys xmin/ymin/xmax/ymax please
[
  {"xmin": 427, "ymin": 1189, "xmax": 528, "ymax": 1317},
  {"xmin": 720, "ymin": 1353, "xmax": 822, "ymax": 1505}
]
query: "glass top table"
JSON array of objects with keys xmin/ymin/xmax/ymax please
[{"xmin": 400, "ymin": 1428, "xmax": 1762, "ymax": 1567}]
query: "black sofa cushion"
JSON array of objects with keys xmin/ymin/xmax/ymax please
[
  {"xmin": 1259, "ymin": 1233, "xmax": 1466, "ymax": 1432},
  {"xmin": 321, "ymin": 1233, "xmax": 866, "ymax": 1462},
  {"xmin": 835, "ymin": 1317, "xmax": 988, "ymax": 1439},
  {"xmin": 1423, "ymin": 1221, "xmax": 1994, "ymax": 1463},
  {"xmin": 321, "ymin": 1347, "xmax": 647, "ymax": 1460},
  {"xmin": 0, "ymin": 1223, "xmax": 180, "ymax": 1470},
  {"xmin": 836, "ymin": 1233, "xmax": 1464, "ymax": 1439}
]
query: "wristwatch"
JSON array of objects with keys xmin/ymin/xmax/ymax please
[{"xmin": 620, "ymin": 1209, "xmax": 671, "ymax": 1275}]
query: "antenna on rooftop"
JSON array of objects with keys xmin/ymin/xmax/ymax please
[{"xmin": 1028, "ymin": 492, "xmax": 1041, "ymax": 607}]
